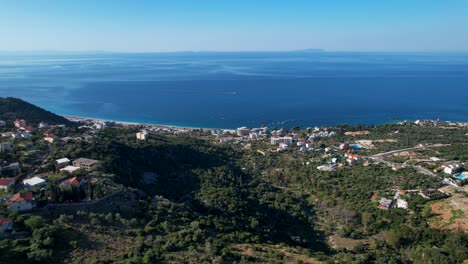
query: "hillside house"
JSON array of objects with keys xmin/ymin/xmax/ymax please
[
  {"xmin": 60, "ymin": 165, "xmax": 81, "ymax": 174},
  {"xmin": 55, "ymin": 158, "xmax": 71, "ymax": 168},
  {"xmin": 379, "ymin": 197, "xmax": 393, "ymax": 209},
  {"xmin": 0, "ymin": 218, "xmax": 13, "ymax": 233},
  {"xmin": 396, "ymin": 199, "xmax": 408, "ymax": 209},
  {"xmin": 443, "ymin": 164, "xmax": 462, "ymax": 174},
  {"xmin": 23, "ymin": 176, "xmax": 46, "ymax": 188},
  {"xmin": 0, "ymin": 142, "xmax": 11, "ymax": 152},
  {"xmin": 73, "ymin": 158, "xmax": 99, "ymax": 171},
  {"xmin": 59, "ymin": 177, "xmax": 84, "ymax": 190},
  {"xmin": 0, "ymin": 178, "xmax": 15, "ymax": 190},
  {"xmin": 14, "ymin": 119, "xmax": 26, "ymax": 128},
  {"xmin": 7, "ymin": 192, "xmax": 35, "ymax": 211},
  {"xmin": 38, "ymin": 122, "xmax": 48, "ymax": 129},
  {"xmin": 44, "ymin": 133, "xmax": 59, "ymax": 143},
  {"xmin": 136, "ymin": 131, "xmax": 149, "ymax": 140}
]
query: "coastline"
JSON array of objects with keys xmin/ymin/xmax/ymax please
[
  {"xmin": 62, "ymin": 115, "xmax": 233, "ymax": 131},
  {"xmin": 63, "ymin": 115, "xmax": 468, "ymax": 132}
]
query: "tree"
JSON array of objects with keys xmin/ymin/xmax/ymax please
[{"xmin": 25, "ymin": 216, "xmax": 45, "ymax": 230}]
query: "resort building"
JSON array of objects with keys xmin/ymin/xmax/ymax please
[{"xmin": 236, "ymin": 127, "xmax": 250, "ymax": 137}]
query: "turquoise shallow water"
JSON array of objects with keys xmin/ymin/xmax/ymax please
[{"xmin": 1, "ymin": 51, "xmax": 468, "ymax": 129}]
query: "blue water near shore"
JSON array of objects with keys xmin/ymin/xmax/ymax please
[{"xmin": 0, "ymin": 51, "xmax": 467, "ymax": 129}]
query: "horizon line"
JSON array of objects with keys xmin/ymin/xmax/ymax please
[{"xmin": 1, "ymin": 49, "xmax": 468, "ymax": 54}]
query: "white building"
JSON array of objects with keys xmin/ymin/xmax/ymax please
[
  {"xmin": 136, "ymin": 131, "xmax": 149, "ymax": 140},
  {"xmin": 38, "ymin": 122, "xmax": 49, "ymax": 129},
  {"xmin": 236, "ymin": 127, "xmax": 250, "ymax": 137},
  {"xmin": 271, "ymin": 136, "xmax": 293, "ymax": 145},
  {"xmin": 23, "ymin": 176, "xmax": 46, "ymax": 188},
  {"xmin": 60, "ymin": 165, "xmax": 81, "ymax": 173},
  {"xmin": 278, "ymin": 143, "xmax": 289, "ymax": 151},
  {"xmin": 444, "ymin": 164, "xmax": 462, "ymax": 174},
  {"xmin": 249, "ymin": 132, "xmax": 259, "ymax": 140},
  {"xmin": 396, "ymin": 199, "xmax": 408, "ymax": 209},
  {"xmin": 56, "ymin": 158, "xmax": 71, "ymax": 168}
]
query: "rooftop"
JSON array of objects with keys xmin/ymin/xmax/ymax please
[
  {"xmin": 0, "ymin": 178, "xmax": 14, "ymax": 186},
  {"xmin": 9, "ymin": 192, "xmax": 33, "ymax": 203},
  {"xmin": 23, "ymin": 176, "xmax": 46, "ymax": 186}
]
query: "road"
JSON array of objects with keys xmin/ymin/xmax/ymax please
[
  {"xmin": 367, "ymin": 143, "xmax": 468, "ymax": 193},
  {"xmin": 369, "ymin": 144, "xmax": 450, "ymax": 159}
]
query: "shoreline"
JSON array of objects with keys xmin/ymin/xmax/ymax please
[
  {"xmin": 63, "ymin": 115, "xmax": 468, "ymax": 132},
  {"xmin": 62, "ymin": 115, "xmax": 233, "ymax": 131}
]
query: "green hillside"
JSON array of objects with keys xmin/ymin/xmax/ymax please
[{"xmin": 0, "ymin": 97, "xmax": 74, "ymax": 126}]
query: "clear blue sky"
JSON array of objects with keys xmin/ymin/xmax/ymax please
[{"xmin": 1, "ymin": 0, "xmax": 467, "ymax": 52}]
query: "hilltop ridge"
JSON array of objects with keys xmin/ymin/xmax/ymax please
[{"xmin": 0, "ymin": 97, "xmax": 74, "ymax": 126}]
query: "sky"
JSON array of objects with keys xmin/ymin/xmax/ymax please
[{"xmin": 1, "ymin": 0, "xmax": 468, "ymax": 52}]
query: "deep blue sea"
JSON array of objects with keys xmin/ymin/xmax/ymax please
[{"xmin": 0, "ymin": 51, "xmax": 467, "ymax": 129}]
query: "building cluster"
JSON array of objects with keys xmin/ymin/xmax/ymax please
[{"xmin": 0, "ymin": 118, "xmax": 110, "ymax": 234}]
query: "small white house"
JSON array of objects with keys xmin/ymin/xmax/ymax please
[
  {"xmin": 396, "ymin": 199, "xmax": 408, "ymax": 209},
  {"xmin": 55, "ymin": 158, "xmax": 71, "ymax": 168},
  {"xmin": 60, "ymin": 165, "xmax": 81, "ymax": 173},
  {"xmin": 23, "ymin": 176, "xmax": 46, "ymax": 188},
  {"xmin": 136, "ymin": 131, "xmax": 149, "ymax": 140},
  {"xmin": 444, "ymin": 164, "xmax": 462, "ymax": 174},
  {"xmin": 38, "ymin": 122, "xmax": 49, "ymax": 129},
  {"xmin": 278, "ymin": 143, "xmax": 289, "ymax": 151}
]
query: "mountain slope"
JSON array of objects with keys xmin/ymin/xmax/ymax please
[{"xmin": 0, "ymin": 97, "xmax": 74, "ymax": 126}]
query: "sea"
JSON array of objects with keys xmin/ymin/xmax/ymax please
[{"xmin": 0, "ymin": 51, "xmax": 467, "ymax": 129}]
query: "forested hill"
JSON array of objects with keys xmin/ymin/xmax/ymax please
[{"xmin": 0, "ymin": 97, "xmax": 74, "ymax": 126}]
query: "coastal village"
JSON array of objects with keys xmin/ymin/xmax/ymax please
[{"xmin": 1, "ymin": 116, "xmax": 467, "ymax": 237}]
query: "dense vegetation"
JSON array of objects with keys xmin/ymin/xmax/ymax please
[
  {"xmin": 0, "ymin": 97, "xmax": 74, "ymax": 126},
  {"xmin": 1, "ymin": 105, "xmax": 467, "ymax": 263}
]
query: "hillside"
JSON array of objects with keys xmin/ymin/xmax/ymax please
[{"xmin": 0, "ymin": 97, "xmax": 74, "ymax": 126}]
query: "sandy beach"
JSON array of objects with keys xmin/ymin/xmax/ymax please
[{"xmin": 62, "ymin": 115, "xmax": 231, "ymax": 131}]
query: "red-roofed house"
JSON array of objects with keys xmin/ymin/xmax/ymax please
[
  {"xmin": 0, "ymin": 178, "xmax": 15, "ymax": 190},
  {"xmin": 345, "ymin": 151, "xmax": 362, "ymax": 164},
  {"xmin": 59, "ymin": 177, "xmax": 84, "ymax": 190},
  {"xmin": 0, "ymin": 217, "xmax": 13, "ymax": 233},
  {"xmin": 7, "ymin": 192, "xmax": 35, "ymax": 211},
  {"xmin": 44, "ymin": 133, "xmax": 59, "ymax": 143}
]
